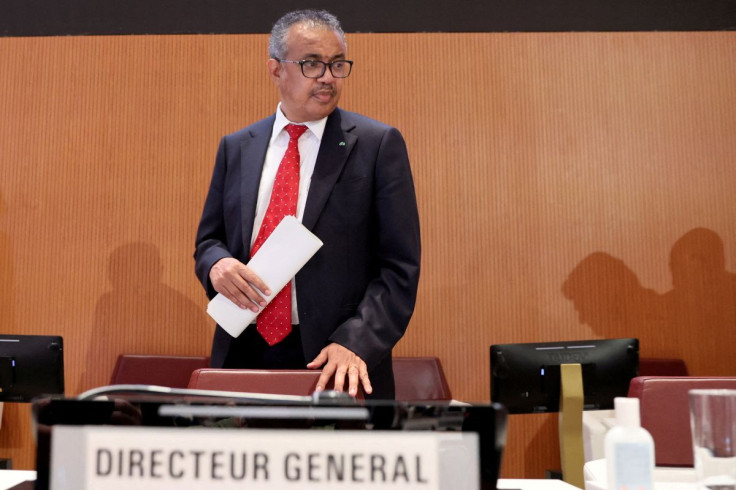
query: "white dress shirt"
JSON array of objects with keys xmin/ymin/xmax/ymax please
[{"xmin": 250, "ymin": 104, "xmax": 328, "ymax": 325}]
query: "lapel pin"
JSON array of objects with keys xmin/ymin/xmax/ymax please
[{"xmin": 339, "ymin": 141, "xmax": 346, "ymax": 146}]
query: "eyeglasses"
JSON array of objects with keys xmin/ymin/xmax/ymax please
[{"xmin": 276, "ymin": 59, "xmax": 354, "ymax": 79}]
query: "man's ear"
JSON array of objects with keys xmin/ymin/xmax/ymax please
[{"xmin": 267, "ymin": 58, "xmax": 281, "ymax": 82}]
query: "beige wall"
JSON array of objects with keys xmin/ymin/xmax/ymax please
[{"xmin": 1, "ymin": 32, "xmax": 735, "ymax": 476}]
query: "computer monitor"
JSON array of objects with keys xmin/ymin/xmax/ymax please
[
  {"xmin": 490, "ymin": 338, "xmax": 638, "ymax": 414},
  {"xmin": 0, "ymin": 334, "xmax": 64, "ymax": 402}
]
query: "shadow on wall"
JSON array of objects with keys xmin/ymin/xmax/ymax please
[
  {"xmin": 0, "ymin": 190, "xmax": 15, "ymax": 333},
  {"xmin": 562, "ymin": 227, "xmax": 736, "ymax": 371},
  {"xmin": 80, "ymin": 242, "xmax": 211, "ymax": 392}
]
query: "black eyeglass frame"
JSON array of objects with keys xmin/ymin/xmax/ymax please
[{"xmin": 275, "ymin": 58, "xmax": 354, "ymax": 79}]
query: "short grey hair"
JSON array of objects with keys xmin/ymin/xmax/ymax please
[{"xmin": 269, "ymin": 10, "xmax": 346, "ymax": 59}]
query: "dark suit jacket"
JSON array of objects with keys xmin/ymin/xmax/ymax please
[{"xmin": 194, "ymin": 108, "xmax": 421, "ymax": 398}]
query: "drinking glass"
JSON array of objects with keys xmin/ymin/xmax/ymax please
[{"xmin": 689, "ymin": 389, "xmax": 736, "ymax": 490}]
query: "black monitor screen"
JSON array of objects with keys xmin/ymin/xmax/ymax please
[
  {"xmin": 0, "ymin": 334, "xmax": 64, "ymax": 402},
  {"xmin": 490, "ymin": 338, "xmax": 638, "ymax": 414}
]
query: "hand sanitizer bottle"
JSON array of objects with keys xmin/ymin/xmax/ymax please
[{"xmin": 605, "ymin": 397, "xmax": 655, "ymax": 490}]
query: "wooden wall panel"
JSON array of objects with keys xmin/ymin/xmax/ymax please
[{"xmin": 1, "ymin": 32, "xmax": 735, "ymax": 476}]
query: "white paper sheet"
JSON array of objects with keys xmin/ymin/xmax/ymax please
[{"xmin": 206, "ymin": 216, "xmax": 323, "ymax": 338}]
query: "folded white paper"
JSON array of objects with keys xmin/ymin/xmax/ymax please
[{"xmin": 206, "ymin": 216, "xmax": 323, "ymax": 338}]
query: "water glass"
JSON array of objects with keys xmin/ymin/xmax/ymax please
[{"xmin": 689, "ymin": 389, "xmax": 736, "ymax": 490}]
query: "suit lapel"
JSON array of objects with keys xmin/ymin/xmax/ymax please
[
  {"xmin": 240, "ymin": 115, "xmax": 275, "ymax": 256},
  {"xmin": 302, "ymin": 109, "xmax": 357, "ymax": 231}
]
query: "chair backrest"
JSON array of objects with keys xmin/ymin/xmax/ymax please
[
  {"xmin": 638, "ymin": 357, "xmax": 689, "ymax": 376},
  {"xmin": 187, "ymin": 358, "xmax": 451, "ymax": 401},
  {"xmin": 628, "ymin": 376, "xmax": 736, "ymax": 467},
  {"xmin": 187, "ymin": 368, "xmax": 340, "ymax": 396},
  {"xmin": 392, "ymin": 356, "xmax": 452, "ymax": 401},
  {"xmin": 110, "ymin": 354, "xmax": 210, "ymax": 389}
]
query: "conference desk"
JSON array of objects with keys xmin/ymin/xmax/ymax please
[
  {"xmin": 0, "ymin": 471, "xmax": 581, "ymax": 490},
  {"xmin": 499, "ymin": 479, "xmax": 583, "ymax": 489},
  {"xmin": 23, "ymin": 392, "xmax": 585, "ymax": 490},
  {"xmin": 583, "ymin": 458, "xmax": 697, "ymax": 490},
  {"xmin": 0, "ymin": 470, "xmax": 35, "ymax": 490}
]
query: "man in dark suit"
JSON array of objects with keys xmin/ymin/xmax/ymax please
[{"xmin": 194, "ymin": 10, "xmax": 420, "ymax": 399}]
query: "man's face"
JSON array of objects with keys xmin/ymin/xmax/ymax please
[{"xmin": 267, "ymin": 23, "xmax": 347, "ymax": 122}]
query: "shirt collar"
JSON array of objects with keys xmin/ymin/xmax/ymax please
[{"xmin": 270, "ymin": 102, "xmax": 329, "ymax": 144}]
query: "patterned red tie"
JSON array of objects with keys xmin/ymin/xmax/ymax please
[{"xmin": 251, "ymin": 123, "xmax": 308, "ymax": 346}]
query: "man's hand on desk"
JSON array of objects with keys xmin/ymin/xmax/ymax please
[
  {"xmin": 209, "ymin": 257, "xmax": 271, "ymax": 311},
  {"xmin": 307, "ymin": 343, "xmax": 373, "ymax": 397}
]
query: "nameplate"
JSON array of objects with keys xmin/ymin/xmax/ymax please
[{"xmin": 50, "ymin": 426, "xmax": 479, "ymax": 489}]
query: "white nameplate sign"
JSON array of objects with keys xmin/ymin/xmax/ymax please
[{"xmin": 50, "ymin": 426, "xmax": 479, "ymax": 489}]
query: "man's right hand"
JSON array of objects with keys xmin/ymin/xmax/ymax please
[{"xmin": 209, "ymin": 257, "xmax": 271, "ymax": 311}]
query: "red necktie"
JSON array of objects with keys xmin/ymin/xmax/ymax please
[{"xmin": 252, "ymin": 123, "xmax": 308, "ymax": 346}]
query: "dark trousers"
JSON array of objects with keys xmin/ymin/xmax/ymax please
[{"xmin": 222, "ymin": 324, "xmax": 306, "ymax": 369}]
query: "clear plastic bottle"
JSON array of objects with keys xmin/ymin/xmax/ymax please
[{"xmin": 605, "ymin": 397, "xmax": 655, "ymax": 490}]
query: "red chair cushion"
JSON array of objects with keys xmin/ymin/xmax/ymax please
[
  {"xmin": 110, "ymin": 354, "xmax": 210, "ymax": 389},
  {"xmin": 628, "ymin": 376, "xmax": 736, "ymax": 466}
]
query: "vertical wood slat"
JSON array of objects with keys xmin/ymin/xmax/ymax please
[{"xmin": 1, "ymin": 32, "xmax": 735, "ymax": 476}]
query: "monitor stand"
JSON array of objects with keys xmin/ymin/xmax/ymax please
[{"xmin": 559, "ymin": 363, "xmax": 584, "ymax": 488}]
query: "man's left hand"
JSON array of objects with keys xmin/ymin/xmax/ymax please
[{"xmin": 307, "ymin": 343, "xmax": 373, "ymax": 397}]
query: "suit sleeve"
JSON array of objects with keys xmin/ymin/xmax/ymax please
[
  {"xmin": 194, "ymin": 137, "xmax": 234, "ymax": 299},
  {"xmin": 328, "ymin": 127, "xmax": 421, "ymax": 368}
]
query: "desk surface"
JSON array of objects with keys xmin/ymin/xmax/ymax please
[
  {"xmin": 500, "ymin": 479, "xmax": 581, "ymax": 489},
  {"xmin": 583, "ymin": 458, "xmax": 697, "ymax": 490},
  {"xmin": 0, "ymin": 471, "xmax": 579, "ymax": 490},
  {"xmin": 586, "ymin": 481, "xmax": 695, "ymax": 490},
  {"xmin": 0, "ymin": 470, "xmax": 35, "ymax": 490}
]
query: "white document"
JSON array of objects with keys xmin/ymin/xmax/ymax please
[{"xmin": 206, "ymin": 216, "xmax": 323, "ymax": 338}]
